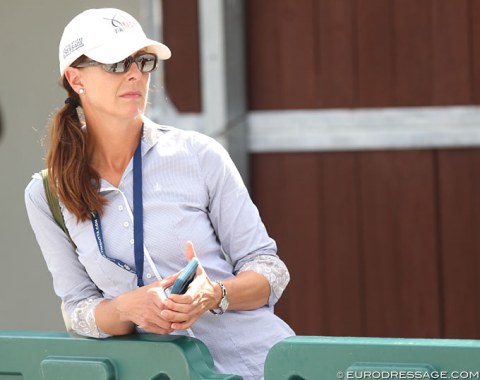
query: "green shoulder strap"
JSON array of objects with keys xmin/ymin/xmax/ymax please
[{"xmin": 40, "ymin": 169, "xmax": 77, "ymax": 251}]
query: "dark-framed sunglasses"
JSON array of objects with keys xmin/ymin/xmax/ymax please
[{"xmin": 74, "ymin": 53, "xmax": 158, "ymax": 73}]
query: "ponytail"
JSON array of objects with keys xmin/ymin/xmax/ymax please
[{"xmin": 46, "ymin": 75, "xmax": 107, "ymax": 222}]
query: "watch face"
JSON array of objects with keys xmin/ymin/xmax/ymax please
[{"xmin": 220, "ymin": 297, "xmax": 229, "ymax": 311}]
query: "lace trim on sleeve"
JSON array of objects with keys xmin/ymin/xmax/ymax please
[
  {"xmin": 70, "ymin": 297, "xmax": 111, "ymax": 338},
  {"xmin": 238, "ymin": 254, "xmax": 290, "ymax": 305}
]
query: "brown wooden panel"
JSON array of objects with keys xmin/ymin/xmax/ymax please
[
  {"xmin": 321, "ymin": 153, "xmax": 364, "ymax": 336},
  {"xmin": 252, "ymin": 149, "xmax": 480, "ymax": 339},
  {"xmin": 392, "ymin": 0, "xmax": 433, "ymax": 106},
  {"xmin": 393, "ymin": 151, "xmax": 441, "ymax": 338},
  {"xmin": 277, "ymin": 0, "xmax": 318, "ymax": 109},
  {"xmin": 163, "ymin": 0, "xmax": 201, "ymax": 112},
  {"xmin": 356, "ymin": 0, "xmax": 394, "ymax": 107},
  {"xmin": 245, "ymin": 0, "xmax": 282, "ymax": 110},
  {"xmin": 252, "ymin": 152, "xmax": 366, "ymax": 336},
  {"xmin": 431, "ymin": 0, "xmax": 472, "ymax": 105},
  {"xmin": 437, "ymin": 149, "xmax": 480, "ymax": 339},
  {"xmin": 358, "ymin": 150, "xmax": 440, "ymax": 338},
  {"xmin": 246, "ymin": 0, "xmax": 319, "ymax": 110},
  {"xmin": 472, "ymin": 0, "xmax": 480, "ymax": 104},
  {"xmin": 163, "ymin": 0, "xmax": 479, "ymax": 110},
  {"xmin": 281, "ymin": 154, "xmax": 325, "ymax": 335},
  {"xmin": 251, "ymin": 153, "xmax": 325, "ymax": 335},
  {"xmin": 316, "ymin": 0, "xmax": 356, "ymax": 108}
]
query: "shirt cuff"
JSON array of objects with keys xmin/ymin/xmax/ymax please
[
  {"xmin": 70, "ymin": 297, "xmax": 111, "ymax": 338},
  {"xmin": 238, "ymin": 254, "xmax": 290, "ymax": 306}
]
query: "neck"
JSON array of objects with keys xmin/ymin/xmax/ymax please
[{"xmin": 86, "ymin": 115, "xmax": 143, "ymax": 184}]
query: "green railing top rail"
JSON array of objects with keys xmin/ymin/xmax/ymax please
[
  {"xmin": 0, "ymin": 330, "xmax": 242, "ymax": 380},
  {"xmin": 3, "ymin": 332, "xmax": 480, "ymax": 380},
  {"xmin": 279, "ymin": 335, "xmax": 480, "ymax": 348},
  {"xmin": 265, "ymin": 336, "xmax": 480, "ymax": 380}
]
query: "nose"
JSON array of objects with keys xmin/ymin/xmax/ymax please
[{"xmin": 127, "ymin": 60, "xmax": 143, "ymax": 80}]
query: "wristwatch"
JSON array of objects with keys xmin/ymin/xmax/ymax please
[{"xmin": 210, "ymin": 280, "xmax": 229, "ymax": 315}]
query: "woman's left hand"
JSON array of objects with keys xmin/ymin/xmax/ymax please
[{"xmin": 160, "ymin": 241, "xmax": 221, "ymax": 330}]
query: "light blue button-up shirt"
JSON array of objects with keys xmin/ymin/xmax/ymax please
[{"xmin": 25, "ymin": 117, "xmax": 294, "ymax": 379}]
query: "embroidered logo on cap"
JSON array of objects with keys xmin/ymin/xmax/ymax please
[
  {"xmin": 104, "ymin": 14, "xmax": 137, "ymax": 34},
  {"xmin": 63, "ymin": 38, "xmax": 84, "ymax": 59}
]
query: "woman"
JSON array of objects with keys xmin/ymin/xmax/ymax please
[{"xmin": 25, "ymin": 8, "xmax": 294, "ymax": 379}]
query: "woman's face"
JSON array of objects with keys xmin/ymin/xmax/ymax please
[{"xmin": 65, "ymin": 52, "xmax": 151, "ymax": 122}]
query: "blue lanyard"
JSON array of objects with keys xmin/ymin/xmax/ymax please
[
  {"xmin": 132, "ymin": 132, "xmax": 144, "ymax": 287},
  {"xmin": 91, "ymin": 133, "xmax": 145, "ymax": 287}
]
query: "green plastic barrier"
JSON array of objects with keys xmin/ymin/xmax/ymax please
[
  {"xmin": 0, "ymin": 331, "xmax": 242, "ymax": 380},
  {"xmin": 265, "ymin": 336, "xmax": 480, "ymax": 380}
]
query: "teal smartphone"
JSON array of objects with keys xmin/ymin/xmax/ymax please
[{"xmin": 170, "ymin": 258, "xmax": 199, "ymax": 294}]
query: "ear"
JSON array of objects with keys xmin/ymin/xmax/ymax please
[{"xmin": 64, "ymin": 67, "xmax": 84, "ymax": 94}]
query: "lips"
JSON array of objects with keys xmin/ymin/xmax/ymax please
[{"xmin": 120, "ymin": 91, "xmax": 142, "ymax": 98}]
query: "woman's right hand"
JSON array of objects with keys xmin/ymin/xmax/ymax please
[
  {"xmin": 123, "ymin": 274, "xmax": 181, "ymax": 334},
  {"xmin": 96, "ymin": 273, "xmax": 180, "ymax": 336}
]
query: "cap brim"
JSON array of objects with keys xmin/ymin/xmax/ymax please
[{"xmin": 85, "ymin": 34, "xmax": 171, "ymax": 64}]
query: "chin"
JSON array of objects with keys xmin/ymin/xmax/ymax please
[{"xmin": 122, "ymin": 107, "xmax": 146, "ymax": 119}]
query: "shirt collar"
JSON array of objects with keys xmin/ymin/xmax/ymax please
[{"xmin": 141, "ymin": 116, "xmax": 171, "ymax": 151}]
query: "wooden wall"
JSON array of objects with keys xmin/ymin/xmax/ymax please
[
  {"xmin": 247, "ymin": 0, "xmax": 480, "ymax": 109},
  {"xmin": 164, "ymin": 0, "xmax": 480, "ymax": 111},
  {"xmin": 163, "ymin": 0, "xmax": 201, "ymax": 112},
  {"xmin": 162, "ymin": 1, "xmax": 480, "ymax": 338},
  {"xmin": 251, "ymin": 149, "xmax": 480, "ymax": 338}
]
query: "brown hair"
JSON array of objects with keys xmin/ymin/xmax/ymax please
[{"xmin": 46, "ymin": 63, "xmax": 107, "ymax": 223}]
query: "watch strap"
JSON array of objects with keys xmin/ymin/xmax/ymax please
[{"xmin": 210, "ymin": 280, "xmax": 228, "ymax": 315}]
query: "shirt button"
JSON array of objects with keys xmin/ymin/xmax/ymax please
[
  {"xmin": 118, "ymin": 205, "xmax": 124, "ymax": 211},
  {"xmin": 130, "ymin": 239, "xmax": 134, "ymax": 245},
  {"xmin": 146, "ymin": 273, "xmax": 152, "ymax": 279},
  {"xmin": 123, "ymin": 221, "xmax": 130, "ymax": 228}
]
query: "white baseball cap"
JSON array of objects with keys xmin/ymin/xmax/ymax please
[{"xmin": 59, "ymin": 8, "xmax": 171, "ymax": 76}]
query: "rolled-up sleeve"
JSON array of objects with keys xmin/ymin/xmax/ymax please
[
  {"xmin": 24, "ymin": 175, "xmax": 107, "ymax": 337},
  {"xmin": 70, "ymin": 297, "xmax": 110, "ymax": 338},
  {"xmin": 238, "ymin": 254, "xmax": 290, "ymax": 305}
]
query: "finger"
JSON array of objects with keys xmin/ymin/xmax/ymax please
[
  {"xmin": 146, "ymin": 286, "xmax": 168, "ymax": 308},
  {"xmin": 185, "ymin": 242, "xmax": 207, "ymax": 279},
  {"xmin": 168, "ymin": 293, "xmax": 193, "ymax": 305},
  {"xmin": 168, "ymin": 292, "xmax": 210, "ymax": 324},
  {"xmin": 185, "ymin": 241, "xmax": 197, "ymax": 261},
  {"xmin": 171, "ymin": 320, "xmax": 195, "ymax": 331},
  {"xmin": 143, "ymin": 319, "xmax": 172, "ymax": 332},
  {"xmin": 136, "ymin": 312, "xmax": 170, "ymax": 331},
  {"xmin": 142, "ymin": 323, "xmax": 174, "ymax": 335},
  {"xmin": 159, "ymin": 272, "xmax": 180, "ymax": 290},
  {"xmin": 161, "ymin": 308, "xmax": 188, "ymax": 322}
]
